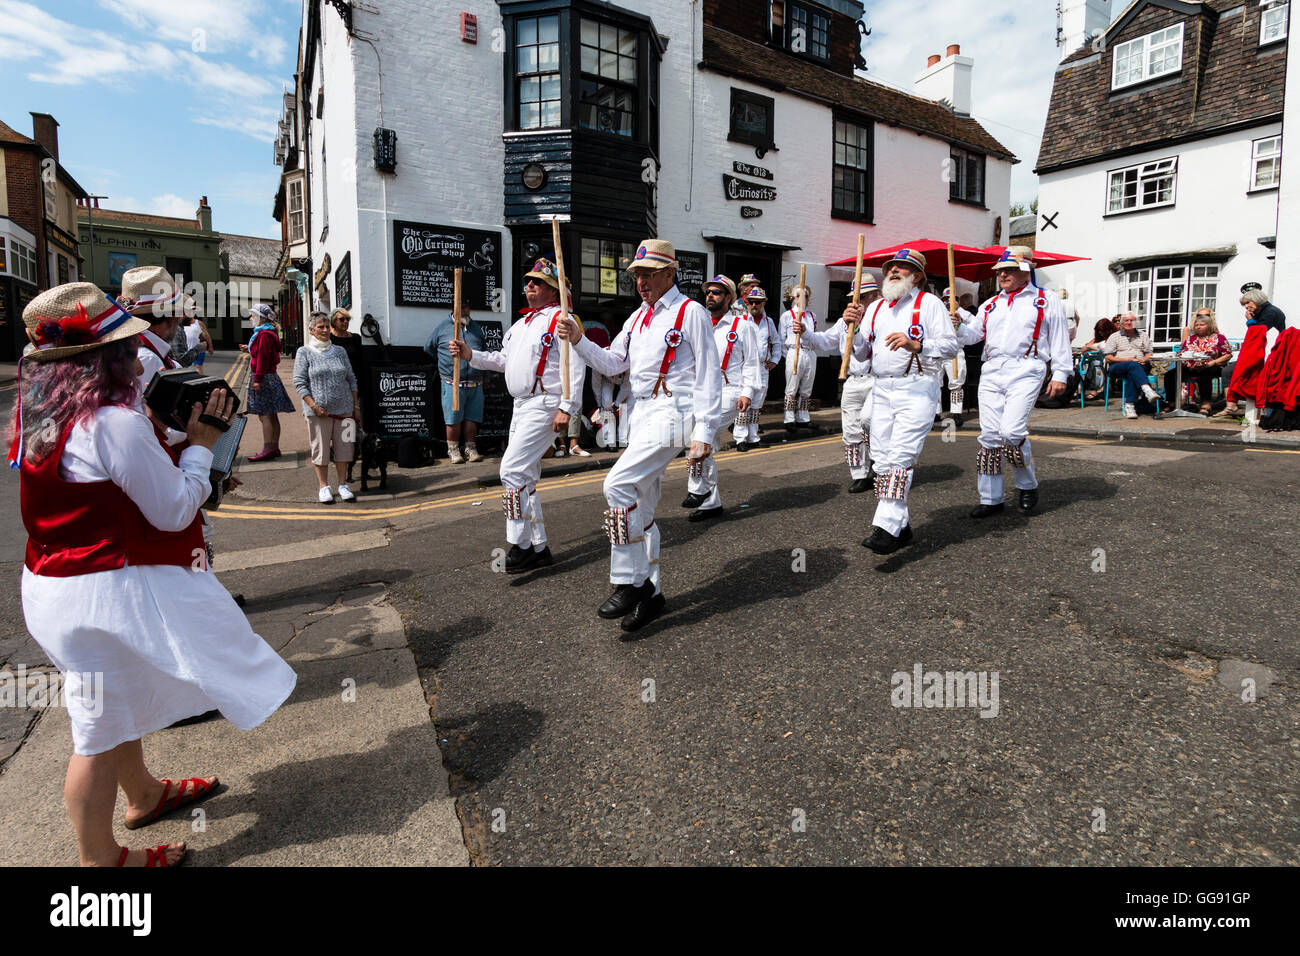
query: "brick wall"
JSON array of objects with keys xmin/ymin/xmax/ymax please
[{"xmin": 3, "ymin": 149, "xmax": 44, "ymax": 286}]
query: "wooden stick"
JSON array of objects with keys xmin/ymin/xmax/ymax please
[
  {"xmin": 839, "ymin": 234, "xmax": 865, "ymax": 381},
  {"xmin": 793, "ymin": 263, "xmax": 806, "ymax": 374},
  {"xmin": 452, "ymin": 268, "xmax": 463, "ymax": 412},
  {"xmin": 947, "ymin": 243, "xmax": 960, "ymax": 375},
  {"xmin": 551, "ymin": 218, "xmax": 572, "ymax": 401}
]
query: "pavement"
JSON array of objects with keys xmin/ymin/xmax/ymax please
[{"xmin": 1, "ymin": 352, "xmax": 1297, "ymax": 866}]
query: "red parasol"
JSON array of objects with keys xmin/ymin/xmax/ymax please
[
  {"xmin": 826, "ymin": 238, "xmax": 998, "ymax": 272},
  {"xmin": 953, "ymin": 246, "xmax": 1092, "ymax": 282}
]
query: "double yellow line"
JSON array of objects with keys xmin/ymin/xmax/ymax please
[{"xmin": 226, "ymin": 353, "xmax": 250, "ymax": 394}]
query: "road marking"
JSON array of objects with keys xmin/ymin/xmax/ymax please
[
  {"xmin": 217, "ymin": 528, "xmax": 390, "ymax": 569},
  {"xmin": 226, "ymin": 353, "xmax": 250, "ymax": 394}
]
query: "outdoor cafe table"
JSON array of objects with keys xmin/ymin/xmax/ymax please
[{"xmin": 1152, "ymin": 351, "xmax": 1210, "ymax": 419}]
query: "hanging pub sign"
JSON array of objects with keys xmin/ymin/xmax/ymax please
[
  {"xmin": 723, "ymin": 174, "xmax": 777, "ymax": 202},
  {"xmin": 392, "ymin": 220, "xmax": 501, "ymax": 309},
  {"xmin": 675, "ymin": 251, "xmax": 708, "ymax": 302},
  {"xmin": 732, "ymin": 161, "xmax": 773, "ymax": 181},
  {"xmin": 334, "ymin": 252, "xmax": 352, "ymax": 310}
]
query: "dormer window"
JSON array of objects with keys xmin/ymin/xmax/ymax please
[
  {"xmin": 1261, "ymin": 0, "xmax": 1289, "ymax": 44},
  {"xmin": 1111, "ymin": 23, "xmax": 1184, "ymax": 90},
  {"xmin": 771, "ymin": 1, "xmax": 830, "ymax": 62}
]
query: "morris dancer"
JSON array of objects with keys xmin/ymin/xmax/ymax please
[
  {"xmin": 955, "ymin": 247, "xmax": 1071, "ymax": 517},
  {"xmin": 779, "ymin": 283, "xmax": 818, "ymax": 431},
  {"xmin": 937, "ymin": 287, "xmax": 971, "ymax": 427},
  {"xmin": 797, "ymin": 277, "xmax": 880, "ymax": 493},
  {"xmin": 558, "ymin": 240, "xmax": 721, "ymax": 632},
  {"xmin": 734, "ymin": 287, "xmax": 781, "ymax": 450},
  {"xmin": 450, "ymin": 258, "xmax": 585, "ymax": 574},
  {"xmin": 846, "ymin": 249, "xmax": 959, "ymax": 554},
  {"xmin": 681, "ymin": 274, "xmax": 761, "ymax": 522}
]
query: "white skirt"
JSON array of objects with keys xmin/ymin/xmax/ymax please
[{"xmin": 21, "ymin": 564, "xmax": 297, "ymax": 756}]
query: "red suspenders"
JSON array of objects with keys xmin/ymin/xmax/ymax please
[
  {"xmin": 140, "ymin": 334, "xmax": 177, "ymax": 370},
  {"xmin": 980, "ymin": 289, "xmax": 1047, "ymax": 359},
  {"xmin": 1025, "ymin": 290, "xmax": 1047, "ymax": 358},
  {"xmin": 651, "ymin": 301, "xmax": 691, "ymax": 397},
  {"xmin": 530, "ymin": 311, "xmax": 560, "ymax": 394},
  {"xmin": 720, "ymin": 316, "xmax": 742, "ymax": 384},
  {"xmin": 867, "ymin": 293, "xmax": 925, "ymax": 374}
]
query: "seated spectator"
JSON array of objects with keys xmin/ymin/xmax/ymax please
[
  {"xmin": 1080, "ymin": 316, "xmax": 1120, "ymax": 399},
  {"xmin": 1102, "ymin": 313, "xmax": 1160, "ymax": 418},
  {"xmin": 1165, "ymin": 309, "xmax": 1232, "ymax": 415}
]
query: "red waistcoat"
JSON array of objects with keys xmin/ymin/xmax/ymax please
[{"xmin": 21, "ymin": 419, "xmax": 205, "ymax": 577}]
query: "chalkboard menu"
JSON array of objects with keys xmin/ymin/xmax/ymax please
[
  {"xmin": 676, "ymin": 250, "xmax": 708, "ymax": 303},
  {"xmin": 474, "ymin": 318, "xmax": 513, "ymax": 440},
  {"xmin": 393, "ymin": 220, "xmax": 501, "ymax": 309},
  {"xmin": 371, "ymin": 365, "xmax": 438, "ymax": 438},
  {"xmin": 335, "ymin": 252, "xmax": 352, "ymax": 310}
]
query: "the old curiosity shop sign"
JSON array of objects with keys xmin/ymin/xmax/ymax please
[{"xmin": 723, "ymin": 174, "xmax": 777, "ymax": 202}]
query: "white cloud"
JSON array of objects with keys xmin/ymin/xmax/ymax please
[
  {"xmin": 149, "ymin": 193, "xmax": 199, "ymax": 218},
  {"xmin": 192, "ymin": 104, "xmax": 280, "ymax": 142},
  {"xmin": 97, "ymin": 0, "xmax": 287, "ymax": 66}
]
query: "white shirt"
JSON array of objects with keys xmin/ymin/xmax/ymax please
[
  {"xmin": 712, "ymin": 312, "xmax": 762, "ymax": 402},
  {"xmin": 779, "ymin": 308, "xmax": 818, "ymax": 350},
  {"xmin": 58, "ymin": 405, "xmax": 214, "ymax": 534},
  {"xmin": 574, "ymin": 285, "xmax": 723, "ymax": 445},
  {"xmin": 136, "ymin": 328, "xmax": 187, "ymax": 446},
  {"xmin": 850, "ymin": 288, "xmax": 960, "ymax": 378},
  {"xmin": 804, "ymin": 314, "xmax": 870, "ymax": 377},
  {"xmin": 469, "ymin": 304, "xmax": 586, "ymax": 414},
  {"xmin": 747, "ymin": 311, "xmax": 783, "ymax": 367},
  {"xmin": 957, "ymin": 284, "xmax": 1073, "ymax": 383}
]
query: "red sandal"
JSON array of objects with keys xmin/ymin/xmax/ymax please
[
  {"xmin": 124, "ymin": 777, "xmax": 220, "ymax": 830},
  {"xmin": 116, "ymin": 844, "xmax": 187, "ymax": 867}
]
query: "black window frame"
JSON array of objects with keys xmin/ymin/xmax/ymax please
[
  {"xmin": 729, "ymin": 88, "xmax": 776, "ymax": 150},
  {"xmin": 784, "ymin": 1, "xmax": 831, "ymax": 63},
  {"xmin": 949, "ymin": 146, "xmax": 987, "ymax": 208},
  {"xmin": 576, "ymin": 16, "xmax": 640, "ymax": 138},
  {"xmin": 513, "ymin": 12, "xmax": 566, "ymax": 132},
  {"xmin": 831, "ymin": 113, "xmax": 874, "ymax": 223}
]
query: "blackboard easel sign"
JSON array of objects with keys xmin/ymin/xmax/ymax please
[
  {"xmin": 676, "ymin": 250, "xmax": 708, "ymax": 303},
  {"xmin": 393, "ymin": 220, "xmax": 501, "ymax": 310},
  {"xmin": 472, "ymin": 318, "xmax": 512, "ymax": 441},
  {"xmin": 371, "ymin": 365, "xmax": 437, "ymax": 438}
]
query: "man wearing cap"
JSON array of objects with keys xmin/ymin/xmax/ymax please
[
  {"xmin": 425, "ymin": 307, "xmax": 487, "ymax": 464},
  {"xmin": 843, "ymin": 248, "xmax": 960, "ymax": 553},
  {"xmin": 955, "ymin": 246, "xmax": 1071, "ymax": 517},
  {"xmin": 557, "ymin": 240, "xmax": 721, "ymax": 631},
  {"xmin": 449, "ymin": 258, "xmax": 585, "ymax": 575},
  {"xmin": 796, "ymin": 278, "xmax": 881, "ymax": 492},
  {"xmin": 779, "ymin": 284, "xmax": 819, "ymax": 431},
  {"xmin": 936, "ymin": 288, "xmax": 971, "ymax": 427},
  {"xmin": 731, "ymin": 274, "xmax": 760, "ymax": 318},
  {"xmin": 681, "ymin": 274, "xmax": 761, "ymax": 521},
  {"xmin": 118, "ymin": 266, "xmax": 194, "ymax": 438},
  {"xmin": 734, "ymin": 287, "xmax": 782, "ymax": 449}
]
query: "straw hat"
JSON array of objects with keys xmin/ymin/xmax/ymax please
[
  {"xmin": 993, "ymin": 246, "xmax": 1035, "ymax": 272},
  {"xmin": 117, "ymin": 265, "xmax": 196, "ymax": 320},
  {"xmin": 745, "ymin": 287, "xmax": 768, "ymax": 302},
  {"xmin": 881, "ymin": 248, "xmax": 928, "ymax": 274},
  {"xmin": 702, "ymin": 274, "xmax": 737, "ymax": 298},
  {"xmin": 857, "ymin": 278, "xmax": 880, "ymax": 296},
  {"xmin": 22, "ymin": 282, "xmax": 149, "ymax": 363},
  {"xmin": 627, "ymin": 239, "xmax": 678, "ymax": 272},
  {"xmin": 523, "ymin": 257, "xmax": 570, "ymax": 291}
]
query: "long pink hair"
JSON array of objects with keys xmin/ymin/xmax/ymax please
[{"xmin": 8, "ymin": 339, "xmax": 141, "ymax": 464}]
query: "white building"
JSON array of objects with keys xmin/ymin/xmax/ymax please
[
  {"xmin": 1274, "ymin": 14, "xmax": 1300, "ymax": 307},
  {"xmin": 1037, "ymin": 0, "xmax": 1289, "ymax": 345},
  {"xmin": 282, "ymin": 0, "xmax": 1014, "ymax": 417}
]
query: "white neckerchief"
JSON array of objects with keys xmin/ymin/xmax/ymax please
[{"xmin": 307, "ymin": 335, "xmax": 332, "ymax": 353}]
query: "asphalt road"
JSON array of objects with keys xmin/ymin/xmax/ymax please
[{"xmin": 2, "ymin": 367, "xmax": 1297, "ymax": 865}]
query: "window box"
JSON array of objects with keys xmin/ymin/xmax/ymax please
[
  {"xmin": 1112, "ymin": 24, "xmax": 1184, "ymax": 90},
  {"xmin": 1106, "ymin": 157, "xmax": 1177, "ymax": 214}
]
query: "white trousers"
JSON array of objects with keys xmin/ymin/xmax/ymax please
[
  {"xmin": 602, "ymin": 395, "xmax": 695, "ymax": 592},
  {"xmin": 687, "ymin": 385, "xmax": 743, "ymax": 510},
  {"xmin": 499, "ymin": 395, "xmax": 559, "ymax": 548},
  {"xmin": 841, "ymin": 374, "xmax": 874, "ymax": 480},
  {"xmin": 735, "ymin": 372, "xmax": 770, "ymax": 443},
  {"xmin": 937, "ymin": 351, "xmax": 968, "ymax": 415},
  {"xmin": 783, "ymin": 347, "xmax": 816, "ymax": 422},
  {"xmin": 868, "ymin": 374, "xmax": 941, "ymax": 535},
  {"xmin": 975, "ymin": 356, "xmax": 1046, "ymax": 504}
]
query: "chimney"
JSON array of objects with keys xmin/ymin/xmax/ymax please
[
  {"xmin": 915, "ymin": 44, "xmax": 974, "ymax": 116},
  {"xmin": 927, "ymin": 54, "xmax": 941, "ymax": 68},
  {"xmin": 29, "ymin": 112, "xmax": 60, "ymax": 162},
  {"xmin": 1058, "ymin": 0, "xmax": 1112, "ymax": 62},
  {"xmin": 197, "ymin": 196, "xmax": 212, "ymax": 232}
]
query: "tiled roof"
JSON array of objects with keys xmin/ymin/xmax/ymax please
[
  {"xmin": 1039, "ymin": 0, "xmax": 1286, "ymax": 173},
  {"xmin": 77, "ymin": 208, "xmax": 202, "ymax": 230},
  {"xmin": 219, "ymin": 233, "xmax": 281, "ymax": 277},
  {"xmin": 701, "ymin": 26, "xmax": 1016, "ymax": 162},
  {"xmin": 0, "ymin": 119, "xmax": 36, "ymax": 146}
]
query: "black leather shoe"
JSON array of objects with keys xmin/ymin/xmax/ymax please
[
  {"xmin": 950, "ymin": 413, "xmax": 964, "ymax": 429},
  {"xmin": 862, "ymin": 526, "xmax": 902, "ymax": 554},
  {"xmin": 785, "ymin": 422, "xmax": 797, "ymax": 433},
  {"xmin": 504, "ymin": 544, "xmax": 533, "ymax": 572},
  {"xmin": 1018, "ymin": 488, "xmax": 1039, "ymax": 513},
  {"xmin": 599, "ymin": 581, "xmax": 652, "ymax": 619},
  {"xmin": 800, "ymin": 422, "xmax": 822, "ymax": 434},
  {"xmin": 848, "ymin": 477, "xmax": 873, "ymax": 494},
  {"xmin": 734, "ymin": 441, "xmax": 751, "ymax": 453},
  {"xmin": 681, "ymin": 491, "xmax": 708, "ymax": 509},
  {"xmin": 621, "ymin": 592, "xmax": 666, "ymax": 632},
  {"xmin": 508, "ymin": 545, "xmax": 553, "ymax": 574},
  {"xmin": 688, "ymin": 506, "xmax": 725, "ymax": 523},
  {"xmin": 897, "ymin": 525, "xmax": 914, "ymax": 546},
  {"xmin": 969, "ymin": 503, "xmax": 1005, "ymax": 519}
]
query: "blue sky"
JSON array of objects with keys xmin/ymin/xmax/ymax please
[{"xmin": 1, "ymin": 1, "xmax": 1068, "ymax": 240}]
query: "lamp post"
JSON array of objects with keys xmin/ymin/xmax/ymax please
[{"xmin": 84, "ymin": 195, "xmax": 108, "ymax": 287}]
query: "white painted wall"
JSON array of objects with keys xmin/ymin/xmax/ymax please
[
  {"xmin": 1272, "ymin": 34, "xmax": 1299, "ymax": 311},
  {"xmin": 1037, "ymin": 123, "xmax": 1283, "ymax": 343},
  {"xmin": 655, "ymin": 1, "xmax": 1011, "ymax": 319}
]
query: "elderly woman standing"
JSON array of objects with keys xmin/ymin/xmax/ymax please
[
  {"xmin": 244, "ymin": 303, "xmax": 294, "ymax": 461},
  {"xmin": 294, "ymin": 312, "xmax": 360, "ymax": 503},
  {"xmin": 11, "ymin": 283, "xmax": 296, "ymax": 866}
]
